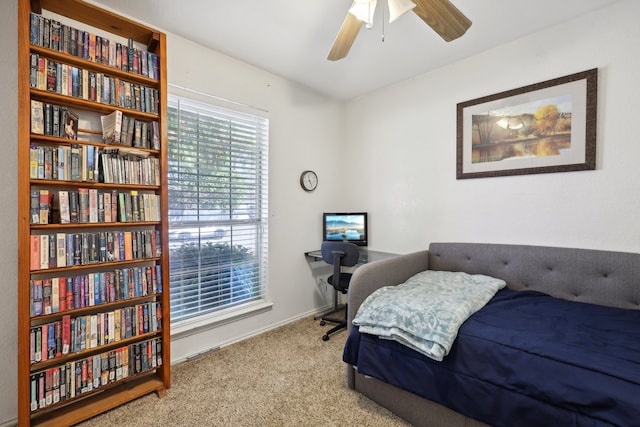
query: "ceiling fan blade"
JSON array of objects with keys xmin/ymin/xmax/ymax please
[
  {"xmin": 412, "ymin": 0, "xmax": 471, "ymax": 42},
  {"xmin": 327, "ymin": 11, "xmax": 363, "ymax": 61}
]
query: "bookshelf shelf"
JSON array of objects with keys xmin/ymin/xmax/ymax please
[
  {"xmin": 30, "ymin": 330, "xmax": 162, "ymax": 369},
  {"xmin": 29, "ymin": 256, "xmax": 162, "ymax": 273},
  {"xmin": 30, "ymin": 89, "xmax": 160, "ymax": 119},
  {"xmin": 29, "ymin": 222, "xmax": 161, "ymax": 229},
  {"xmin": 18, "ymin": 1, "xmax": 170, "ymax": 425},
  {"xmin": 29, "ymin": 180, "xmax": 161, "ymax": 190},
  {"xmin": 29, "ymin": 134, "xmax": 160, "ymax": 154},
  {"xmin": 30, "ymin": 44, "xmax": 161, "ymax": 87},
  {"xmin": 30, "ymin": 292, "xmax": 162, "ymax": 320},
  {"xmin": 31, "ymin": 375, "xmax": 165, "ymax": 427}
]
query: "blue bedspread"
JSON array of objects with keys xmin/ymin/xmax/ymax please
[
  {"xmin": 353, "ymin": 270, "xmax": 505, "ymax": 361},
  {"xmin": 344, "ymin": 288, "xmax": 640, "ymax": 427}
]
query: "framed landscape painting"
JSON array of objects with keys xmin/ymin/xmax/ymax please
[{"xmin": 456, "ymin": 69, "xmax": 597, "ymax": 179}]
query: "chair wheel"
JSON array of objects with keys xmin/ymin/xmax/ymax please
[
  {"xmin": 322, "ymin": 334, "xmax": 330, "ymax": 341},
  {"xmin": 319, "ymin": 320, "xmax": 326, "ymax": 326}
]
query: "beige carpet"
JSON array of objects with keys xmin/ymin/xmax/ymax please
[{"xmin": 79, "ymin": 313, "xmax": 411, "ymax": 426}]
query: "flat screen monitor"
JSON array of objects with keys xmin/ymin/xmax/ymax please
[{"xmin": 323, "ymin": 212, "xmax": 368, "ymax": 246}]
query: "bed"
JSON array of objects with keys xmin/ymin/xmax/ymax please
[{"xmin": 343, "ymin": 242, "xmax": 640, "ymax": 427}]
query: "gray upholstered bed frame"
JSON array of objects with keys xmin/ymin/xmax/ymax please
[{"xmin": 346, "ymin": 242, "xmax": 640, "ymax": 427}]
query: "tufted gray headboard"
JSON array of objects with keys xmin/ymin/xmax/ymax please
[{"xmin": 428, "ymin": 242, "xmax": 640, "ymax": 310}]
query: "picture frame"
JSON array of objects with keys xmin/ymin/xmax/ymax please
[
  {"xmin": 62, "ymin": 108, "xmax": 79, "ymax": 140},
  {"xmin": 456, "ymin": 69, "xmax": 597, "ymax": 179}
]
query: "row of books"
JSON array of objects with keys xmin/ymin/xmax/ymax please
[
  {"xmin": 30, "ymin": 100, "xmax": 161, "ymax": 152},
  {"xmin": 30, "ymin": 301, "xmax": 162, "ymax": 364},
  {"xmin": 30, "ymin": 338, "xmax": 162, "ymax": 412},
  {"xmin": 30, "ymin": 53, "xmax": 160, "ymax": 114},
  {"xmin": 101, "ymin": 148, "xmax": 161, "ymax": 186},
  {"xmin": 30, "ymin": 100, "xmax": 78, "ymax": 139},
  {"xmin": 31, "ymin": 188, "xmax": 161, "ymax": 226},
  {"xmin": 29, "ymin": 12, "xmax": 160, "ymax": 80},
  {"xmin": 31, "ymin": 265, "xmax": 163, "ymax": 317},
  {"xmin": 30, "ymin": 142, "xmax": 98, "ymax": 183},
  {"xmin": 33, "ymin": 189, "xmax": 54, "ymax": 225},
  {"xmin": 101, "ymin": 110, "xmax": 160, "ymax": 149},
  {"xmin": 29, "ymin": 143, "xmax": 161, "ymax": 186},
  {"xmin": 29, "ymin": 229, "xmax": 161, "ymax": 271}
]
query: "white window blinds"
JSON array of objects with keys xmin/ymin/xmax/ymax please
[{"xmin": 167, "ymin": 92, "xmax": 269, "ymax": 325}]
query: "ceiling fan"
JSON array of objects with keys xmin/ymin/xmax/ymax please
[{"xmin": 327, "ymin": 0, "xmax": 471, "ymax": 61}]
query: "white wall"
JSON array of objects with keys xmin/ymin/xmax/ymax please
[
  {"xmin": 165, "ymin": 33, "xmax": 349, "ymax": 362},
  {"xmin": 0, "ymin": 1, "xmax": 18, "ymax": 425},
  {"xmin": 345, "ymin": 0, "xmax": 640, "ymax": 256}
]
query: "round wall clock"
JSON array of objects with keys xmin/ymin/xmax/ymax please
[{"xmin": 300, "ymin": 170, "xmax": 318, "ymax": 192}]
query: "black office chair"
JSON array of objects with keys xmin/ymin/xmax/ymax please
[{"xmin": 318, "ymin": 241, "xmax": 360, "ymax": 341}]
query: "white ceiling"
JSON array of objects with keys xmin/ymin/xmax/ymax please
[{"xmin": 93, "ymin": 0, "xmax": 619, "ymax": 100}]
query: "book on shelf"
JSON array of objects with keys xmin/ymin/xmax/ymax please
[
  {"xmin": 47, "ymin": 324, "xmax": 56, "ymax": 361},
  {"xmin": 31, "ymin": 100, "xmax": 44, "ymax": 135},
  {"xmin": 98, "ymin": 193, "xmax": 105, "ymax": 222},
  {"xmin": 48, "ymin": 234, "xmax": 56, "ymax": 269},
  {"xmin": 89, "ymin": 188, "xmax": 98, "ymax": 223},
  {"xmin": 46, "ymin": 59, "xmax": 56, "ymax": 92},
  {"xmin": 68, "ymin": 190, "xmax": 78, "ymax": 223},
  {"xmin": 38, "ymin": 189, "xmax": 53, "ymax": 225},
  {"xmin": 61, "ymin": 64, "xmax": 69, "ymax": 97},
  {"xmin": 39, "ymin": 235, "xmax": 48, "ymax": 270},
  {"xmin": 51, "ymin": 278, "xmax": 60, "ymax": 313},
  {"xmin": 58, "ymin": 190, "xmax": 70, "ymax": 224},
  {"xmin": 130, "ymin": 191, "xmax": 139, "ymax": 222},
  {"xmin": 29, "ymin": 146, "xmax": 39, "ymax": 179},
  {"xmin": 62, "ymin": 315, "xmax": 70, "ymax": 355},
  {"xmin": 29, "ymin": 51, "xmax": 38, "ymax": 88},
  {"xmin": 151, "ymin": 121, "xmax": 160, "ymax": 150},
  {"xmin": 78, "ymin": 188, "xmax": 89, "ymax": 223},
  {"xmin": 56, "ymin": 233, "xmax": 66, "ymax": 268},
  {"xmin": 59, "ymin": 277, "xmax": 67, "ymax": 312},
  {"xmin": 101, "ymin": 110, "xmax": 123, "ymax": 144},
  {"xmin": 30, "ymin": 236, "xmax": 40, "ymax": 271},
  {"xmin": 56, "ymin": 146, "xmax": 66, "ymax": 180},
  {"xmin": 52, "ymin": 104, "xmax": 60, "ymax": 137},
  {"xmin": 82, "ymin": 145, "xmax": 92, "ymax": 181},
  {"xmin": 31, "ymin": 280, "xmax": 43, "ymax": 317},
  {"xmin": 43, "ymin": 146, "xmax": 53, "ymax": 179},
  {"xmin": 104, "ymin": 192, "xmax": 112, "ymax": 223},
  {"xmin": 70, "ymin": 144, "xmax": 80, "ymax": 181},
  {"xmin": 36, "ymin": 56, "xmax": 46, "ymax": 90},
  {"xmin": 30, "ymin": 190, "xmax": 39, "ymax": 225},
  {"xmin": 123, "ymin": 115, "xmax": 135, "ymax": 146}
]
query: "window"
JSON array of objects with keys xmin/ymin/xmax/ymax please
[{"xmin": 167, "ymin": 92, "xmax": 269, "ymax": 327}]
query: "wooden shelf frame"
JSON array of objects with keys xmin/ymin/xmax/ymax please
[
  {"xmin": 18, "ymin": 1, "xmax": 170, "ymax": 425},
  {"xmin": 30, "ymin": 375, "xmax": 166, "ymax": 427}
]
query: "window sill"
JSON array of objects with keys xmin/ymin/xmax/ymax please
[{"xmin": 170, "ymin": 299, "xmax": 274, "ymax": 338}]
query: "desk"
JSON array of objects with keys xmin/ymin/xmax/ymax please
[
  {"xmin": 304, "ymin": 248, "xmax": 398, "ymax": 265},
  {"xmin": 305, "ymin": 248, "xmax": 399, "ymax": 317}
]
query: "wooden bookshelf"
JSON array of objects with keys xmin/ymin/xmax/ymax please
[{"xmin": 17, "ymin": 1, "xmax": 170, "ymax": 425}]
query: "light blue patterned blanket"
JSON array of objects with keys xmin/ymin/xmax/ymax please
[{"xmin": 352, "ymin": 270, "xmax": 506, "ymax": 361}]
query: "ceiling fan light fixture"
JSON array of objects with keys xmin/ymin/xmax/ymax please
[
  {"xmin": 349, "ymin": 0, "xmax": 377, "ymax": 26},
  {"xmin": 329, "ymin": 0, "xmax": 471, "ymax": 61},
  {"xmin": 388, "ymin": 0, "xmax": 416, "ymax": 23}
]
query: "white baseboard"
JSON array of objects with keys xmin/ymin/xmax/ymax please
[{"xmin": 0, "ymin": 417, "xmax": 17, "ymax": 427}]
